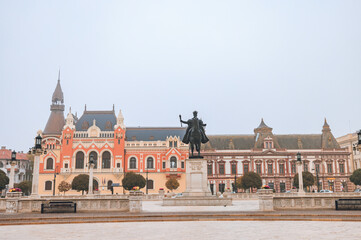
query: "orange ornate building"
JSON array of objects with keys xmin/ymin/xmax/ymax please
[{"xmin": 38, "ymin": 79, "xmax": 188, "ymax": 195}]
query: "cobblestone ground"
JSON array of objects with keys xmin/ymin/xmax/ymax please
[{"xmin": 1, "ymin": 221, "xmax": 360, "ymax": 240}]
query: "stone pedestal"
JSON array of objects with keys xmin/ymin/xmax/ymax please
[
  {"xmin": 258, "ymin": 189, "xmax": 274, "ymax": 211},
  {"xmin": 5, "ymin": 192, "xmax": 22, "ymax": 214},
  {"xmin": 183, "ymin": 157, "xmax": 211, "ymax": 197},
  {"xmin": 129, "ymin": 191, "xmax": 143, "ymax": 212},
  {"xmin": 31, "ymin": 153, "xmax": 41, "ymax": 198},
  {"xmin": 163, "ymin": 157, "xmax": 232, "ymax": 206},
  {"xmin": 297, "ymin": 162, "xmax": 305, "ymax": 195}
]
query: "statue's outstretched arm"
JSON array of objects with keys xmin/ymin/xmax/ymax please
[{"xmin": 179, "ymin": 115, "xmax": 188, "ymax": 124}]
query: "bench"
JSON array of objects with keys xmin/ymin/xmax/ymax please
[
  {"xmin": 335, "ymin": 199, "xmax": 361, "ymax": 210},
  {"xmin": 41, "ymin": 201, "xmax": 77, "ymax": 213}
]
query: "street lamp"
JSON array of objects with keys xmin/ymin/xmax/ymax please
[
  {"xmin": 53, "ymin": 166, "xmax": 59, "ymax": 196},
  {"xmin": 8, "ymin": 150, "xmax": 17, "ymax": 189},
  {"xmin": 146, "ymin": 161, "xmax": 149, "ymax": 195},
  {"xmin": 29, "ymin": 134, "xmax": 47, "ymax": 197},
  {"xmin": 296, "ymin": 152, "xmax": 305, "ymax": 195}
]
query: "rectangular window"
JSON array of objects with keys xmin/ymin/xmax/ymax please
[
  {"xmin": 162, "ymin": 161, "xmax": 166, "ymax": 169},
  {"xmin": 231, "ymin": 164, "xmax": 237, "ymax": 175},
  {"xmin": 303, "ymin": 162, "xmax": 308, "ymax": 172},
  {"xmin": 256, "ymin": 164, "xmax": 262, "ymax": 174},
  {"xmin": 279, "ymin": 164, "xmax": 284, "ymax": 174},
  {"xmin": 315, "ymin": 164, "xmax": 320, "ymax": 173},
  {"xmin": 169, "ymin": 141, "xmax": 173, "ymax": 147},
  {"xmin": 243, "ymin": 164, "xmax": 249, "ymax": 174},
  {"xmin": 64, "ymin": 163, "xmax": 69, "ymax": 169},
  {"xmin": 207, "ymin": 164, "xmax": 213, "ymax": 175},
  {"xmin": 219, "ymin": 164, "xmax": 225, "ymax": 175},
  {"xmin": 327, "ymin": 164, "xmax": 333, "ymax": 173},
  {"xmin": 339, "ymin": 163, "xmax": 345, "ymax": 173},
  {"xmin": 117, "ymin": 163, "xmax": 121, "ymax": 168},
  {"xmin": 268, "ymin": 164, "xmax": 273, "ymax": 174},
  {"xmin": 181, "ymin": 161, "xmax": 184, "ymax": 169},
  {"xmin": 291, "ymin": 163, "xmax": 296, "ymax": 174},
  {"xmin": 174, "ymin": 141, "xmax": 178, "ymax": 148}
]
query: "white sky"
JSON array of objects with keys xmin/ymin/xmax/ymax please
[{"xmin": 1, "ymin": 1, "xmax": 361, "ymax": 151}]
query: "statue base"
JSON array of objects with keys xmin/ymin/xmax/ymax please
[{"xmin": 163, "ymin": 157, "xmax": 232, "ymax": 206}]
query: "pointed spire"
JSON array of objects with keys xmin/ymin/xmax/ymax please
[
  {"xmin": 115, "ymin": 109, "xmax": 126, "ymax": 129},
  {"xmin": 84, "ymin": 104, "xmax": 87, "ymax": 112},
  {"xmin": 323, "ymin": 118, "xmax": 330, "ymax": 132},
  {"xmin": 256, "ymin": 118, "xmax": 270, "ymax": 129},
  {"xmin": 52, "ymin": 74, "xmax": 64, "ymax": 104},
  {"xmin": 113, "ymin": 104, "xmax": 115, "ymax": 112},
  {"xmin": 58, "ymin": 68, "xmax": 60, "ymax": 81}
]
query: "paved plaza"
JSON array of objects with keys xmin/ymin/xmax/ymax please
[
  {"xmin": 142, "ymin": 200, "xmax": 259, "ymax": 212},
  {"xmin": 1, "ymin": 221, "xmax": 361, "ymax": 240}
]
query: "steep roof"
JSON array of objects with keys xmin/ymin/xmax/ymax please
[
  {"xmin": 52, "ymin": 79, "xmax": 64, "ymax": 104},
  {"xmin": 76, "ymin": 110, "xmax": 117, "ymax": 131},
  {"xmin": 204, "ymin": 134, "xmax": 325, "ymax": 150},
  {"xmin": 126, "ymin": 127, "xmax": 186, "ymax": 141},
  {"xmin": 43, "ymin": 79, "xmax": 65, "ymax": 136}
]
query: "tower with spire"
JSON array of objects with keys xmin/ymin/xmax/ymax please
[{"xmin": 43, "ymin": 74, "xmax": 65, "ymax": 136}]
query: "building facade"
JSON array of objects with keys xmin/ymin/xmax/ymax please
[
  {"xmin": 204, "ymin": 119, "xmax": 353, "ymax": 193},
  {"xmin": 37, "ymin": 79, "xmax": 353, "ymax": 195},
  {"xmin": 38, "ymin": 79, "xmax": 188, "ymax": 196},
  {"xmin": 337, "ymin": 133, "xmax": 361, "ymax": 171},
  {"xmin": 0, "ymin": 147, "xmax": 31, "ymax": 188}
]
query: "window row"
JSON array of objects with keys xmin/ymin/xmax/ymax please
[
  {"xmin": 128, "ymin": 156, "xmax": 182, "ymax": 169},
  {"xmin": 206, "ymin": 162, "xmax": 347, "ymax": 175}
]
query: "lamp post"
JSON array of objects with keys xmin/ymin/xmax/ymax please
[
  {"xmin": 297, "ymin": 152, "xmax": 305, "ymax": 195},
  {"xmin": 146, "ymin": 162, "xmax": 149, "ymax": 195},
  {"xmin": 30, "ymin": 134, "xmax": 46, "ymax": 198},
  {"xmin": 234, "ymin": 174, "xmax": 238, "ymax": 193},
  {"xmin": 52, "ymin": 166, "xmax": 59, "ymax": 196},
  {"xmin": 8, "ymin": 150, "xmax": 17, "ymax": 189},
  {"xmin": 88, "ymin": 154, "xmax": 95, "ymax": 195}
]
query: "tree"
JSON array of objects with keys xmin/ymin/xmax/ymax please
[
  {"xmin": 165, "ymin": 178, "xmax": 179, "ymax": 192},
  {"xmin": 14, "ymin": 180, "xmax": 32, "ymax": 195},
  {"xmin": 350, "ymin": 169, "xmax": 361, "ymax": 186},
  {"xmin": 0, "ymin": 170, "xmax": 9, "ymax": 191},
  {"xmin": 58, "ymin": 181, "xmax": 71, "ymax": 195},
  {"xmin": 240, "ymin": 172, "xmax": 262, "ymax": 191},
  {"xmin": 235, "ymin": 177, "xmax": 242, "ymax": 190},
  {"xmin": 293, "ymin": 172, "xmax": 315, "ymax": 189},
  {"xmin": 122, "ymin": 172, "xmax": 146, "ymax": 191},
  {"xmin": 71, "ymin": 174, "xmax": 97, "ymax": 195}
]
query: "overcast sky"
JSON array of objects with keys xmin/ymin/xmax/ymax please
[{"xmin": 1, "ymin": 1, "xmax": 361, "ymax": 152}]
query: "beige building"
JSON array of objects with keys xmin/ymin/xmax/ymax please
[{"xmin": 337, "ymin": 133, "xmax": 361, "ymax": 172}]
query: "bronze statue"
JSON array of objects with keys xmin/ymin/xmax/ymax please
[{"xmin": 179, "ymin": 111, "xmax": 209, "ymax": 158}]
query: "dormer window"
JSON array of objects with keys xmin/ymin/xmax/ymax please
[{"xmin": 264, "ymin": 137, "xmax": 273, "ymax": 149}]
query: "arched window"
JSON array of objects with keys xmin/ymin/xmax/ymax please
[
  {"xmin": 93, "ymin": 179, "xmax": 99, "ymax": 191},
  {"xmin": 170, "ymin": 156, "xmax": 177, "ymax": 168},
  {"xmin": 129, "ymin": 157, "xmax": 137, "ymax": 169},
  {"xmin": 45, "ymin": 180, "xmax": 52, "ymax": 190},
  {"xmin": 46, "ymin": 158, "xmax": 54, "ymax": 170},
  {"xmin": 107, "ymin": 180, "xmax": 113, "ymax": 190},
  {"xmin": 0, "ymin": 161, "xmax": 4, "ymax": 168},
  {"xmin": 75, "ymin": 152, "xmax": 84, "ymax": 169},
  {"xmin": 102, "ymin": 151, "xmax": 111, "ymax": 169},
  {"xmin": 147, "ymin": 157, "xmax": 154, "ymax": 169},
  {"xmin": 89, "ymin": 151, "xmax": 98, "ymax": 169},
  {"xmin": 147, "ymin": 179, "xmax": 154, "ymax": 190}
]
